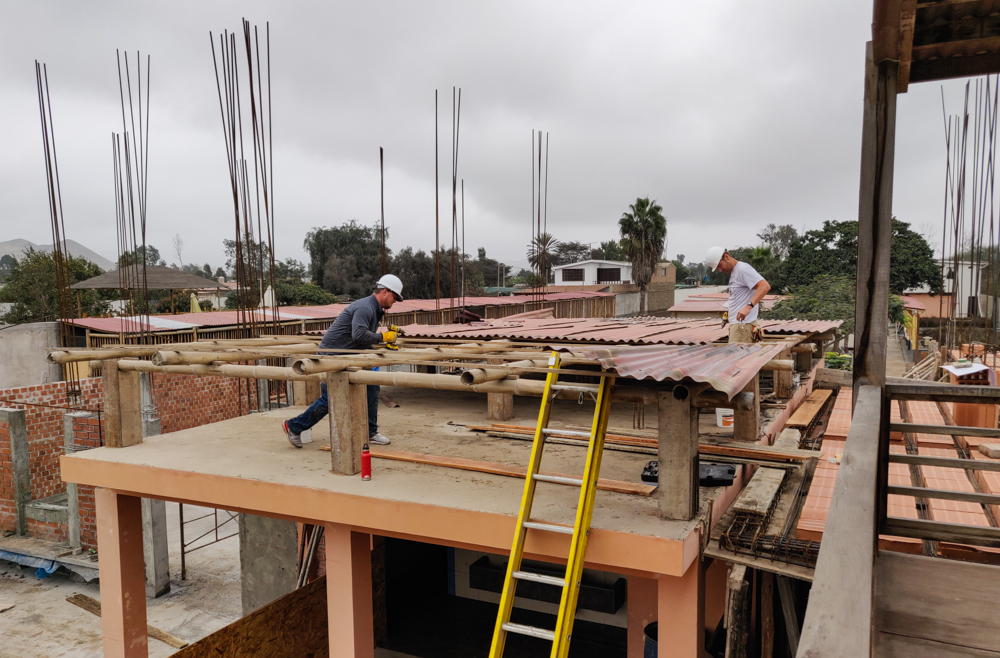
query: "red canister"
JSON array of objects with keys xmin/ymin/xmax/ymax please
[{"xmin": 361, "ymin": 443, "xmax": 371, "ymax": 480}]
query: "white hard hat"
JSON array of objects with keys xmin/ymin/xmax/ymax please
[
  {"xmin": 704, "ymin": 246, "xmax": 725, "ymax": 272},
  {"xmin": 376, "ymin": 273, "xmax": 404, "ymax": 301}
]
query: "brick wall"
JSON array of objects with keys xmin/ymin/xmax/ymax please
[
  {"xmin": 152, "ymin": 373, "xmax": 257, "ymax": 434},
  {"xmin": 27, "ymin": 519, "xmax": 66, "ymax": 544},
  {"xmin": 72, "ymin": 414, "xmax": 101, "ymax": 550},
  {"xmin": 0, "ymin": 372, "xmax": 255, "ymax": 543}
]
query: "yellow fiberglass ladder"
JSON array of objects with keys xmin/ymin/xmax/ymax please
[{"xmin": 489, "ymin": 351, "xmax": 614, "ymax": 658}]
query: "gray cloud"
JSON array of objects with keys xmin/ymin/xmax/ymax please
[{"xmin": 2, "ymin": 0, "xmax": 953, "ymax": 277}]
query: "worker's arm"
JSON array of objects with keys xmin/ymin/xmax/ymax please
[
  {"xmin": 736, "ymin": 279, "xmax": 771, "ymax": 322},
  {"xmin": 350, "ymin": 303, "xmax": 384, "ymax": 346}
]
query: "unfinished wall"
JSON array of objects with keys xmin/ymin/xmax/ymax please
[
  {"xmin": 0, "ymin": 322, "xmax": 63, "ymax": 389},
  {"xmin": 153, "ymin": 373, "xmax": 257, "ymax": 434},
  {"xmin": 615, "ymin": 282, "xmax": 675, "ymax": 317},
  {"xmin": 239, "ymin": 514, "xmax": 298, "ymax": 615}
]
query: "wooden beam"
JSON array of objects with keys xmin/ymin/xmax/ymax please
[
  {"xmin": 886, "ymin": 382, "xmax": 1000, "ymax": 405},
  {"xmin": 784, "ymin": 389, "xmax": 832, "ymax": 429},
  {"xmin": 728, "ymin": 328, "xmax": 760, "ymax": 442},
  {"xmin": 103, "ymin": 359, "xmax": 122, "ymax": 448},
  {"xmin": 725, "ymin": 564, "xmax": 749, "ymax": 658},
  {"xmin": 854, "ymin": 41, "xmax": 897, "ymax": 391},
  {"xmin": 797, "ymin": 385, "xmax": 881, "ymax": 657},
  {"xmin": 66, "ymin": 594, "xmax": 188, "ymax": 649},
  {"xmin": 889, "ymin": 422, "xmax": 1000, "ymax": 438},
  {"xmin": 896, "ymin": 0, "xmax": 918, "ymax": 91},
  {"xmin": 889, "ymin": 452, "xmax": 1000, "ymax": 473},
  {"xmin": 773, "ymin": 347, "xmax": 793, "ymax": 399},
  {"xmin": 118, "ymin": 369, "xmax": 143, "ymax": 447},
  {"xmin": 884, "ymin": 516, "xmax": 1000, "ymax": 548},
  {"xmin": 760, "ymin": 572, "xmax": 774, "ymax": 658},
  {"xmin": 657, "ymin": 388, "xmax": 701, "ymax": 520},
  {"xmin": 888, "ymin": 484, "xmax": 1000, "ymax": 506}
]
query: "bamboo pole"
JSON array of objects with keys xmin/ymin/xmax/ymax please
[
  {"xmin": 48, "ymin": 336, "xmax": 318, "ymax": 364},
  {"xmin": 152, "ymin": 344, "xmax": 319, "ymax": 366},
  {"xmin": 459, "ymin": 359, "xmax": 550, "ymax": 385}
]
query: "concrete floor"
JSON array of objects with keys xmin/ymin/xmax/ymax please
[{"xmin": 0, "ymin": 502, "xmax": 418, "ymax": 658}]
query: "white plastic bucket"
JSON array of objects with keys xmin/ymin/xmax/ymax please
[{"xmin": 716, "ymin": 408, "xmax": 734, "ymax": 427}]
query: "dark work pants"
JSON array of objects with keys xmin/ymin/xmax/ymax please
[{"xmin": 285, "ymin": 383, "xmax": 379, "ymax": 438}]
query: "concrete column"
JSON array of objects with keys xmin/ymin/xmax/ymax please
[
  {"xmin": 95, "ymin": 488, "xmax": 148, "ymax": 658},
  {"xmin": 657, "ymin": 561, "xmax": 704, "ymax": 658},
  {"xmin": 63, "ymin": 412, "xmax": 85, "ymax": 549},
  {"xmin": 239, "ymin": 513, "xmax": 298, "ymax": 615},
  {"xmin": 627, "ymin": 576, "xmax": 658, "ymax": 658},
  {"xmin": 141, "ymin": 499, "xmax": 170, "ymax": 598},
  {"xmin": 325, "ymin": 523, "xmax": 375, "ymax": 658},
  {"xmin": 657, "ymin": 388, "xmax": 700, "ymax": 520},
  {"xmin": 138, "ymin": 373, "xmax": 161, "ymax": 438},
  {"xmin": 0, "ymin": 408, "xmax": 30, "ymax": 536},
  {"xmin": 256, "ymin": 360, "xmax": 270, "ymax": 412}
]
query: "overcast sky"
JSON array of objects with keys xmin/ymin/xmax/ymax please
[{"xmin": 0, "ymin": 1, "xmax": 973, "ymax": 274}]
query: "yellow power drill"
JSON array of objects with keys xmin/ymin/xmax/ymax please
[{"xmin": 383, "ymin": 324, "xmax": 406, "ymax": 350}]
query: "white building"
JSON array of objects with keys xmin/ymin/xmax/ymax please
[{"xmin": 552, "ymin": 260, "xmax": 632, "ymax": 286}]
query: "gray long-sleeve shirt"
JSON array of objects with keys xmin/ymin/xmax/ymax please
[{"xmin": 319, "ymin": 294, "xmax": 385, "ymax": 351}]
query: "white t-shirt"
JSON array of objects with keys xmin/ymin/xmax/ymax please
[{"xmin": 727, "ymin": 261, "xmax": 765, "ymax": 323}]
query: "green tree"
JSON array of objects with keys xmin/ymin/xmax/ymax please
[
  {"xmin": 0, "ymin": 254, "xmax": 16, "ymax": 283},
  {"xmin": 553, "ymin": 241, "xmax": 591, "ymax": 266},
  {"xmin": 0, "ymin": 248, "xmax": 113, "ymax": 323},
  {"xmin": 304, "ymin": 221, "xmax": 387, "ymax": 293},
  {"xmin": 118, "ymin": 244, "xmax": 165, "ymax": 268},
  {"xmin": 595, "ymin": 239, "xmax": 625, "ymax": 261},
  {"xmin": 780, "ymin": 219, "xmax": 942, "ymax": 294},
  {"xmin": 748, "ymin": 245, "xmax": 781, "ymax": 284},
  {"xmin": 756, "ymin": 223, "xmax": 798, "ymax": 259},
  {"xmin": 619, "ymin": 197, "xmax": 666, "ymax": 313}
]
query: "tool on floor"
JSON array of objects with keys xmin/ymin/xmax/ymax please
[
  {"xmin": 489, "ymin": 351, "xmax": 613, "ymax": 658},
  {"xmin": 362, "ymin": 443, "xmax": 372, "ymax": 480}
]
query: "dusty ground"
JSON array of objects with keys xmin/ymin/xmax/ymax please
[{"xmin": 0, "ymin": 502, "xmax": 240, "ymax": 658}]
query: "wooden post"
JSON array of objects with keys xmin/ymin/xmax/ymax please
[
  {"xmin": 103, "ymin": 360, "xmax": 142, "ymax": 448},
  {"xmin": 371, "ymin": 535, "xmax": 388, "ymax": 647},
  {"xmin": 760, "ymin": 571, "xmax": 775, "ymax": 658},
  {"xmin": 95, "ymin": 488, "xmax": 148, "ymax": 658},
  {"xmin": 725, "ymin": 564, "xmax": 749, "ymax": 658},
  {"xmin": 104, "ymin": 359, "xmax": 122, "ymax": 448},
  {"xmin": 325, "ymin": 524, "xmax": 375, "ymax": 658},
  {"xmin": 658, "ymin": 560, "xmax": 704, "ymax": 658},
  {"xmin": 795, "ymin": 348, "xmax": 812, "ymax": 374},
  {"xmin": 853, "ymin": 40, "xmax": 897, "ymax": 395},
  {"xmin": 657, "ymin": 386, "xmax": 701, "ymax": 521},
  {"xmin": 305, "ymin": 379, "xmax": 322, "ymax": 405},
  {"xmin": 487, "ymin": 357, "xmax": 514, "ymax": 421},
  {"xmin": 773, "ymin": 346, "xmax": 793, "ymax": 399},
  {"xmin": 328, "ymin": 372, "xmax": 367, "ymax": 475},
  {"xmin": 729, "ymin": 327, "xmax": 761, "ymax": 442},
  {"xmin": 776, "ymin": 575, "xmax": 800, "ymax": 656}
]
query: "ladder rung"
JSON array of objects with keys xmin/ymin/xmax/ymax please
[
  {"xmin": 502, "ymin": 622, "xmax": 556, "ymax": 642},
  {"xmin": 513, "ymin": 570, "xmax": 567, "ymax": 587},
  {"xmin": 552, "ymin": 383, "xmax": 600, "ymax": 393},
  {"xmin": 523, "ymin": 520, "xmax": 574, "ymax": 535},
  {"xmin": 542, "ymin": 428, "xmax": 591, "ymax": 439},
  {"xmin": 533, "ymin": 473, "xmax": 583, "ymax": 486}
]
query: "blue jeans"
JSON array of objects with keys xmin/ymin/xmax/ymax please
[{"xmin": 286, "ymin": 383, "xmax": 379, "ymax": 438}]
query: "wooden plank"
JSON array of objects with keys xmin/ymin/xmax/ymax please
[
  {"xmin": 784, "ymin": 389, "xmax": 832, "ymax": 428},
  {"xmin": 797, "ymin": 384, "xmax": 882, "ymax": 657},
  {"xmin": 888, "ymin": 484, "xmax": 1000, "ymax": 506},
  {"xmin": 118, "ymin": 368, "xmax": 143, "ymax": 447},
  {"xmin": 66, "ymin": 593, "xmax": 188, "ymax": 649},
  {"xmin": 698, "ymin": 441, "xmax": 814, "ymax": 463},
  {"xmin": 704, "ymin": 543, "xmax": 815, "ymax": 582},
  {"xmin": 367, "ymin": 447, "xmax": 655, "ymax": 496},
  {"xmin": 875, "ymin": 549, "xmax": 1000, "ymax": 653},
  {"xmin": 775, "ymin": 575, "xmax": 799, "ymax": 656},
  {"xmin": 889, "ymin": 453, "xmax": 1000, "ymax": 473},
  {"xmin": 889, "ymin": 422, "xmax": 1000, "ymax": 438},
  {"xmin": 883, "ymin": 517, "xmax": 1000, "ymax": 548},
  {"xmin": 774, "ymin": 347, "xmax": 793, "ymax": 399},
  {"xmin": 103, "ymin": 359, "xmax": 122, "ymax": 448},
  {"xmin": 172, "ymin": 575, "xmax": 328, "ymax": 657},
  {"xmin": 875, "ymin": 631, "xmax": 1000, "ymax": 657},
  {"xmin": 886, "ymin": 382, "xmax": 1000, "ymax": 405},
  {"xmin": 731, "ymin": 468, "xmax": 785, "ymax": 517}
]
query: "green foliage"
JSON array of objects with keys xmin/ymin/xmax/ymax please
[
  {"xmin": 277, "ymin": 282, "xmax": 338, "ymax": 306},
  {"xmin": 824, "ymin": 352, "xmax": 852, "ymax": 371},
  {"xmin": 756, "ymin": 224, "xmax": 798, "ymax": 259},
  {"xmin": 0, "ymin": 248, "xmax": 113, "ymax": 323},
  {"xmin": 0, "ymin": 254, "xmax": 16, "ymax": 283},
  {"xmin": 619, "ymin": 197, "xmax": 667, "ymax": 313},
  {"xmin": 304, "ymin": 221, "xmax": 386, "ymax": 293},
  {"xmin": 553, "ymin": 241, "xmax": 591, "ymax": 266},
  {"xmin": 888, "ymin": 294, "xmax": 910, "ymax": 328},
  {"xmin": 592, "ymin": 240, "xmax": 625, "ymax": 261},
  {"xmin": 672, "ymin": 260, "xmax": 690, "ymax": 281},
  {"xmin": 763, "ymin": 273, "xmax": 857, "ymax": 334},
  {"xmin": 118, "ymin": 244, "xmax": 165, "ymax": 268},
  {"xmin": 748, "ymin": 245, "xmax": 781, "ymax": 284},
  {"xmin": 779, "ymin": 219, "xmax": 942, "ymax": 295},
  {"xmin": 179, "ymin": 262, "xmax": 219, "ymax": 280},
  {"xmin": 527, "ymin": 232, "xmax": 560, "ymax": 280}
]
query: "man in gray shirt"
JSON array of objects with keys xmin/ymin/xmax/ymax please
[{"xmin": 282, "ymin": 274, "xmax": 404, "ymax": 448}]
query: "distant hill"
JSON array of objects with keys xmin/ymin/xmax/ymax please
[{"xmin": 0, "ymin": 239, "xmax": 115, "ymax": 271}]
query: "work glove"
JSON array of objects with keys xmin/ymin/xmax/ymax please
[{"xmin": 381, "ymin": 330, "xmax": 399, "ymax": 344}]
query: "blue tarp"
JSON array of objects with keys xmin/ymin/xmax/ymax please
[{"xmin": 0, "ymin": 549, "xmax": 59, "ymax": 576}]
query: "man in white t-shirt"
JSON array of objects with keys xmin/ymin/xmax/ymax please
[{"xmin": 704, "ymin": 247, "xmax": 771, "ymax": 337}]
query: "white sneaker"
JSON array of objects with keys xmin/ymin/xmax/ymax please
[{"xmin": 369, "ymin": 433, "xmax": 390, "ymax": 445}]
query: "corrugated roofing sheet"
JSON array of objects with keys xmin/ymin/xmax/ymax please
[{"xmin": 560, "ymin": 342, "xmax": 785, "ymax": 398}]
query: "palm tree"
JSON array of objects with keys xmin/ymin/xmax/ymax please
[
  {"xmin": 526, "ymin": 232, "xmax": 560, "ymax": 283},
  {"xmin": 619, "ymin": 198, "xmax": 666, "ymax": 313}
]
